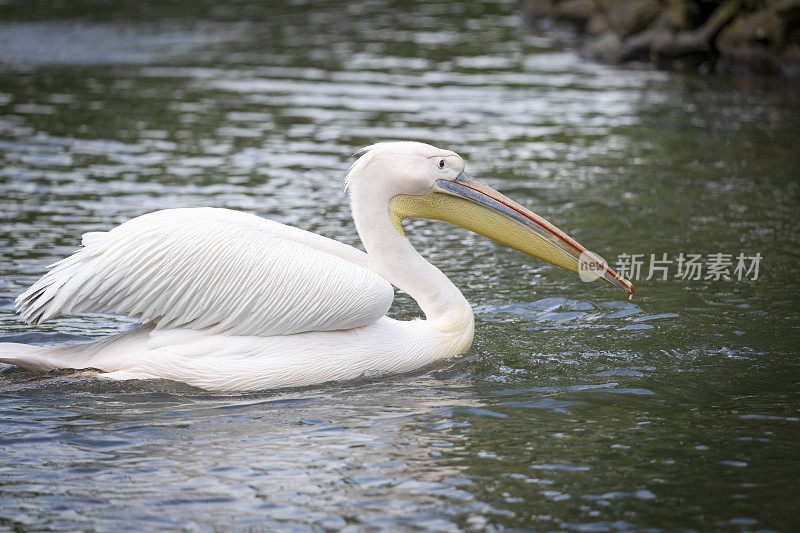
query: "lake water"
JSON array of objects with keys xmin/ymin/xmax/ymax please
[{"xmin": 1, "ymin": 0, "xmax": 799, "ymax": 530}]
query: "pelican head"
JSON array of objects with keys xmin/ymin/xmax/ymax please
[{"xmin": 347, "ymin": 141, "xmax": 633, "ymax": 296}]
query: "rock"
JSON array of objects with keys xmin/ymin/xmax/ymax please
[
  {"xmin": 717, "ymin": 9, "xmax": 786, "ymax": 49},
  {"xmin": 715, "ymin": 9, "xmax": 787, "ymax": 73},
  {"xmin": 626, "ymin": 26, "xmax": 674, "ymax": 59},
  {"xmin": 767, "ymin": 0, "xmax": 800, "ymax": 16},
  {"xmin": 586, "ymin": 31, "xmax": 628, "ymax": 62},
  {"xmin": 663, "ymin": 0, "xmax": 701, "ymax": 31},
  {"xmin": 696, "ymin": 1, "xmax": 742, "ymax": 42},
  {"xmin": 647, "ymin": 1, "xmax": 740, "ymax": 59},
  {"xmin": 520, "ymin": 0, "xmax": 557, "ymax": 20},
  {"xmin": 595, "ymin": 0, "xmax": 619, "ymax": 12},
  {"xmin": 555, "ymin": 0, "xmax": 598, "ymax": 27},
  {"xmin": 587, "ymin": 12, "xmax": 611, "ymax": 35},
  {"xmin": 648, "ymin": 28, "xmax": 711, "ymax": 58},
  {"xmin": 605, "ymin": 0, "xmax": 661, "ymax": 36},
  {"xmin": 517, "ymin": 0, "xmax": 800, "ymax": 76}
]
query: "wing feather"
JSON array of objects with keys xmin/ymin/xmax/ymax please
[{"xmin": 15, "ymin": 207, "xmax": 394, "ymax": 337}]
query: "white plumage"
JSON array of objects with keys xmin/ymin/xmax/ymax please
[
  {"xmin": 16, "ymin": 207, "xmax": 393, "ymax": 337},
  {"xmin": 0, "ymin": 141, "xmax": 632, "ymax": 390}
]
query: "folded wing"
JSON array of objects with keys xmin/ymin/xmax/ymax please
[{"xmin": 16, "ymin": 207, "xmax": 394, "ymax": 337}]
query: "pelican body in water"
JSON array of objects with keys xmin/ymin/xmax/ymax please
[{"xmin": 0, "ymin": 142, "xmax": 633, "ymax": 391}]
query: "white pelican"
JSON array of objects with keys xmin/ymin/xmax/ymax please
[{"xmin": 0, "ymin": 142, "xmax": 633, "ymax": 391}]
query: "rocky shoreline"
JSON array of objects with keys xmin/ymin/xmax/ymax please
[{"xmin": 519, "ymin": 0, "xmax": 800, "ymax": 77}]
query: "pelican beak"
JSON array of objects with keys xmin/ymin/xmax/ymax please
[{"xmin": 389, "ymin": 172, "xmax": 634, "ymax": 297}]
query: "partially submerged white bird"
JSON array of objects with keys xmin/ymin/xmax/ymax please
[{"xmin": 0, "ymin": 142, "xmax": 633, "ymax": 391}]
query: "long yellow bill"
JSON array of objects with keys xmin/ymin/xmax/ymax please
[{"xmin": 389, "ymin": 172, "xmax": 634, "ymax": 297}]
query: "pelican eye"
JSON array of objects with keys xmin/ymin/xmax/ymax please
[{"xmin": 438, "ymin": 159, "xmax": 446, "ymax": 170}]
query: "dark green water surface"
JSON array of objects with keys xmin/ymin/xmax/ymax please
[{"xmin": 1, "ymin": 1, "xmax": 799, "ymax": 530}]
